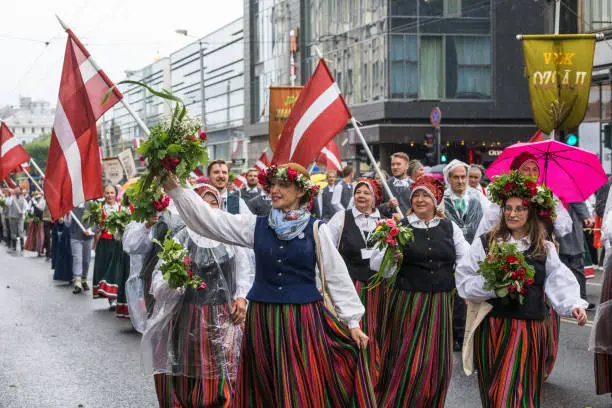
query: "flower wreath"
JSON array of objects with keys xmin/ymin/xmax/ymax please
[
  {"xmin": 258, "ymin": 165, "xmax": 320, "ymax": 209},
  {"xmin": 488, "ymin": 170, "xmax": 557, "ymax": 223}
]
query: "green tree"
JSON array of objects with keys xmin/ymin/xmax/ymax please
[{"xmin": 23, "ymin": 132, "xmax": 51, "ymax": 175}]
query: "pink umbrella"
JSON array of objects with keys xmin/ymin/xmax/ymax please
[{"xmin": 486, "ymin": 140, "xmax": 608, "ymax": 203}]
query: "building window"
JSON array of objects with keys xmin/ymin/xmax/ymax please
[
  {"xmin": 391, "ymin": 35, "xmax": 418, "ymax": 98},
  {"xmin": 583, "ymin": 0, "xmax": 612, "ymax": 32},
  {"xmin": 419, "ymin": 36, "xmax": 444, "ymax": 99},
  {"xmin": 22, "ymin": 127, "xmax": 25, "ymax": 133},
  {"xmin": 446, "ymin": 36, "xmax": 491, "ymax": 99}
]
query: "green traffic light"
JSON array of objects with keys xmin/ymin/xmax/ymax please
[
  {"xmin": 441, "ymin": 154, "xmax": 448, "ymax": 163},
  {"xmin": 566, "ymin": 134, "xmax": 578, "ymax": 146}
]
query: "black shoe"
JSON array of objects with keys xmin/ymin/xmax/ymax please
[
  {"xmin": 587, "ymin": 303, "xmax": 596, "ymax": 311},
  {"xmin": 72, "ymin": 285, "xmax": 82, "ymax": 294},
  {"xmin": 453, "ymin": 340, "xmax": 463, "ymax": 352},
  {"xmin": 82, "ymin": 282, "xmax": 90, "ymax": 291}
]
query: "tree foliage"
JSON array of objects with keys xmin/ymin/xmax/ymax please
[{"xmin": 23, "ymin": 132, "xmax": 51, "ymax": 175}]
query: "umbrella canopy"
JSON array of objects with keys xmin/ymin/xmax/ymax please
[{"xmin": 486, "ymin": 140, "xmax": 607, "ymax": 203}]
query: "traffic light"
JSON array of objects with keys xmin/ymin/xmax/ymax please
[
  {"xmin": 565, "ymin": 133, "xmax": 578, "ymax": 146},
  {"xmin": 604, "ymin": 124, "xmax": 612, "ymax": 149},
  {"xmin": 424, "ymin": 134, "xmax": 436, "ymax": 165},
  {"xmin": 440, "ymin": 153, "xmax": 448, "ymax": 163}
]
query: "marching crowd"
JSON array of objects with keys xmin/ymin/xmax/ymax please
[{"xmin": 1, "ymin": 152, "xmax": 611, "ymax": 408}]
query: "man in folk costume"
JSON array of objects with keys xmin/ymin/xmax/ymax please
[
  {"xmin": 332, "ymin": 165, "xmax": 355, "ymax": 211},
  {"xmin": 380, "ymin": 152, "xmax": 412, "ymax": 217},
  {"xmin": 8, "ymin": 187, "xmax": 27, "ymax": 253},
  {"xmin": 443, "ymin": 159, "xmax": 486, "ymax": 352},
  {"xmin": 247, "ymin": 188, "xmax": 272, "ymax": 217},
  {"xmin": 240, "ymin": 168, "xmax": 262, "ymax": 203},
  {"xmin": 315, "ymin": 169, "xmax": 340, "ymax": 221},
  {"xmin": 207, "ymin": 159, "xmax": 251, "ymax": 215}
]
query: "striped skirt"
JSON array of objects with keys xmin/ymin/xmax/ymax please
[
  {"xmin": 595, "ymin": 259, "xmax": 612, "ymax": 395},
  {"xmin": 93, "ymin": 238, "xmax": 128, "ymax": 301},
  {"xmin": 24, "ymin": 221, "xmax": 44, "ymax": 253},
  {"xmin": 235, "ymin": 301, "xmax": 376, "ymax": 408},
  {"xmin": 376, "ymin": 289, "xmax": 453, "ymax": 408},
  {"xmin": 153, "ymin": 303, "xmax": 240, "ymax": 408},
  {"xmin": 544, "ymin": 302, "xmax": 560, "ymax": 379},
  {"xmin": 355, "ymin": 280, "xmax": 383, "ymax": 386},
  {"xmin": 475, "ymin": 316, "xmax": 548, "ymax": 407}
]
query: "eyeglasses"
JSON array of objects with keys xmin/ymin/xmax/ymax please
[{"xmin": 503, "ymin": 206, "xmax": 529, "ymax": 215}]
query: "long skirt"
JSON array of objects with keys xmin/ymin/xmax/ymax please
[
  {"xmin": 51, "ymin": 223, "xmax": 72, "ymax": 282},
  {"xmin": 475, "ymin": 316, "xmax": 548, "ymax": 407},
  {"xmin": 355, "ymin": 280, "xmax": 383, "ymax": 386},
  {"xmin": 376, "ymin": 289, "xmax": 453, "ymax": 408},
  {"xmin": 154, "ymin": 303, "xmax": 238, "ymax": 408},
  {"xmin": 25, "ymin": 221, "xmax": 44, "ymax": 254},
  {"xmin": 595, "ymin": 254, "xmax": 612, "ymax": 395},
  {"xmin": 545, "ymin": 302, "xmax": 560, "ymax": 379},
  {"xmin": 93, "ymin": 238, "xmax": 129, "ymax": 308},
  {"xmin": 235, "ymin": 301, "xmax": 376, "ymax": 408}
]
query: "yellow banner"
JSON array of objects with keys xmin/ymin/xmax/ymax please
[
  {"xmin": 268, "ymin": 86, "xmax": 303, "ymax": 152},
  {"xmin": 522, "ymin": 34, "xmax": 596, "ymax": 133}
]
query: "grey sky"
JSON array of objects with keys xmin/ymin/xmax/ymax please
[{"xmin": 0, "ymin": 0, "xmax": 243, "ymax": 107}]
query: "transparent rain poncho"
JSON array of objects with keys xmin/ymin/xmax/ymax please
[
  {"xmin": 141, "ymin": 227, "xmax": 243, "ymax": 380},
  {"xmin": 443, "ymin": 188, "xmax": 485, "ymax": 244},
  {"xmin": 589, "ymin": 206, "xmax": 612, "ymax": 355}
]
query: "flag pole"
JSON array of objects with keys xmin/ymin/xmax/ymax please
[
  {"xmin": 55, "ymin": 15, "xmax": 151, "ymax": 138},
  {"xmin": 26, "ymin": 159, "xmax": 88, "ymax": 233}
]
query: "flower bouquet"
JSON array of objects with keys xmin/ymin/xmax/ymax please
[
  {"xmin": 127, "ymin": 178, "xmax": 171, "ymax": 224},
  {"xmin": 478, "ymin": 241, "xmax": 536, "ymax": 304},
  {"xmin": 104, "ymin": 208, "xmax": 132, "ymax": 239},
  {"xmin": 368, "ymin": 215, "xmax": 414, "ymax": 286},
  {"xmin": 153, "ymin": 231, "xmax": 207, "ymax": 291},
  {"xmin": 104, "ymin": 81, "xmax": 209, "ymax": 191},
  {"xmin": 82, "ymin": 201, "xmax": 104, "ymax": 228},
  {"xmin": 0, "ymin": 197, "xmax": 6, "ymax": 209}
]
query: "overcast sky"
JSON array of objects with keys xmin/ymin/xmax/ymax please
[{"xmin": 0, "ymin": 0, "xmax": 243, "ymax": 107}]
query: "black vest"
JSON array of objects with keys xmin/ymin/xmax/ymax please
[
  {"xmin": 321, "ymin": 186, "xmax": 336, "ymax": 220},
  {"xmin": 338, "ymin": 210, "xmax": 373, "ymax": 282},
  {"xmin": 482, "ymin": 234, "xmax": 547, "ymax": 320},
  {"xmin": 241, "ymin": 187, "xmax": 261, "ymax": 203},
  {"xmin": 395, "ymin": 218, "xmax": 456, "ymax": 292}
]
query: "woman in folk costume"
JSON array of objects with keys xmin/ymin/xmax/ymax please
[
  {"xmin": 327, "ymin": 177, "xmax": 384, "ymax": 385},
  {"xmin": 371, "ymin": 176, "xmax": 469, "ymax": 408},
  {"xmin": 142, "ymin": 184, "xmax": 253, "ymax": 408},
  {"xmin": 475, "ymin": 151, "xmax": 572, "ymax": 378},
  {"xmin": 456, "ymin": 172, "xmax": 588, "ymax": 407},
  {"xmin": 24, "ymin": 190, "xmax": 45, "ymax": 256},
  {"xmin": 163, "ymin": 163, "xmax": 376, "ymax": 408},
  {"xmin": 593, "ymin": 187, "xmax": 612, "ymax": 397},
  {"xmin": 93, "ymin": 185, "xmax": 130, "ymax": 315}
]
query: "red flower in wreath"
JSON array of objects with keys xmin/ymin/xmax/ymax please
[
  {"xmin": 504, "ymin": 182, "xmax": 515, "ymax": 193},
  {"xmin": 287, "ymin": 167, "xmax": 298, "ymax": 182}
]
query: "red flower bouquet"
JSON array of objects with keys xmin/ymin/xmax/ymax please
[{"xmin": 369, "ymin": 214, "xmax": 414, "ymax": 286}]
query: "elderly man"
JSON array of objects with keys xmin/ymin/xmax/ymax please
[{"xmin": 443, "ymin": 159, "xmax": 486, "ymax": 351}]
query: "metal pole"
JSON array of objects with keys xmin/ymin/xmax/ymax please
[
  {"xmin": 435, "ymin": 126, "xmax": 441, "ymax": 164},
  {"xmin": 350, "ymin": 117, "xmax": 404, "ymax": 219},
  {"xmin": 554, "ymin": 0, "xmax": 561, "ymax": 35},
  {"xmin": 55, "ymin": 15, "xmax": 150, "ymax": 138},
  {"xmin": 21, "ymin": 161, "xmax": 87, "ymax": 233},
  {"xmin": 199, "ymin": 40, "xmax": 207, "ymax": 128}
]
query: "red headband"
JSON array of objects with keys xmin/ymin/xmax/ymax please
[{"xmin": 510, "ymin": 152, "xmax": 539, "ymax": 171}]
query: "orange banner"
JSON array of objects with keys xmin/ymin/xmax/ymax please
[{"xmin": 268, "ymin": 86, "xmax": 303, "ymax": 152}]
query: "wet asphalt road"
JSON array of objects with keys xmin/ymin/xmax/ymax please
[{"xmin": 0, "ymin": 247, "xmax": 610, "ymax": 407}]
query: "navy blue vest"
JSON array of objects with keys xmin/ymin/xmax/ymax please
[
  {"xmin": 226, "ymin": 194, "xmax": 240, "ymax": 215},
  {"xmin": 247, "ymin": 216, "xmax": 323, "ymax": 304}
]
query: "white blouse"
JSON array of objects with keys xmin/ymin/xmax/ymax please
[
  {"xmin": 455, "ymin": 235, "xmax": 588, "ymax": 316},
  {"xmin": 168, "ymin": 187, "xmax": 365, "ymax": 328},
  {"xmin": 370, "ymin": 213, "xmax": 470, "ymax": 277},
  {"xmin": 327, "ymin": 207, "xmax": 381, "ymax": 247}
]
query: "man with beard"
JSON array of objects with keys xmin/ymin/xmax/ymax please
[
  {"xmin": 442, "ymin": 159, "xmax": 486, "ymax": 351},
  {"xmin": 241, "ymin": 168, "xmax": 263, "ymax": 204},
  {"xmin": 380, "ymin": 152, "xmax": 411, "ymax": 217},
  {"xmin": 207, "ymin": 159, "xmax": 251, "ymax": 215}
]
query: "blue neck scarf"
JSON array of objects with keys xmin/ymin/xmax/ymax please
[{"xmin": 268, "ymin": 208, "xmax": 311, "ymax": 241}]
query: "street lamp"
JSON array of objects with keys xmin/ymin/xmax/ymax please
[{"xmin": 175, "ymin": 29, "xmax": 209, "ymax": 128}]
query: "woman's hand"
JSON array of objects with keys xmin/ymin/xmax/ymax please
[
  {"xmin": 161, "ymin": 171, "xmax": 181, "ymax": 193},
  {"xmin": 572, "ymin": 307, "xmax": 588, "ymax": 327},
  {"xmin": 231, "ymin": 297, "xmax": 247, "ymax": 324},
  {"xmin": 350, "ymin": 327, "xmax": 369, "ymax": 349}
]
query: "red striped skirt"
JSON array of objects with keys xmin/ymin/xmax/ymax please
[
  {"xmin": 25, "ymin": 221, "xmax": 44, "ymax": 253},
  {"xmin": 544, "ymin": 302, "xmax": 560, "ymax": 379},
  {"xmin": 234, "ymin": 301, "xmax": 376, "ymax": 408},
  {"xmin": 355, "ymin": 280, "xmax": 383, "ymax": 386},
  {"xmin": 153, "ymin": 303, "xmax": 239, "ymax": 408},
  {"xmin": 376, "ymin": 289, "xmax": 453, "ymax": 408},
  {"xmin": 475, "ymin": 316, "xmax": 548, "ymax": 407}
]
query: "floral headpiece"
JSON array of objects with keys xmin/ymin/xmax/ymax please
[
  {"xmin": 258, "ymin": 165, "xmax": 320, "ymax": 209},
  {"xmin": 488, "ymin": 170, "xmax": 557, "ymax": 223}
]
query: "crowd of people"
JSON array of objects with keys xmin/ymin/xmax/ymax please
[{"xmin": 1, "ymin": 151, "xmax": 611, "ymax": 407}]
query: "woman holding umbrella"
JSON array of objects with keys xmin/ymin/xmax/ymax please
[
  {"xmin": 163, "ymin": 163, "xmax": 376, "ymax": 407},
  {"xmin": 456, "ymin": 171, "xmax": 588, "ymax": 407}
]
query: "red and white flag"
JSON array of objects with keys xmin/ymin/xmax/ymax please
[
  {"xmin": 255, "ymin": 149, "xmax": 270, "ymax": 171},
  {"xmin": 44, "ymin": 29, "xmax": 123, "ymax": 220},
  {"xmin": 317, "ymin": 140, "xmax": 342, "ymax": 171},
  {"xmin": 233, "ymin": 174, "xmax": 247, "ymax": 189},
  {"xmin": 0, "ymin": 123, "xmax": 31, "ymax": 180},
  {"xmin": 271, "ymin": 59, "xmax": 351, "ymax": 167},
  {"xmin": 2, "ymin": 177, "xmax": 17, "ymax": 188}
]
